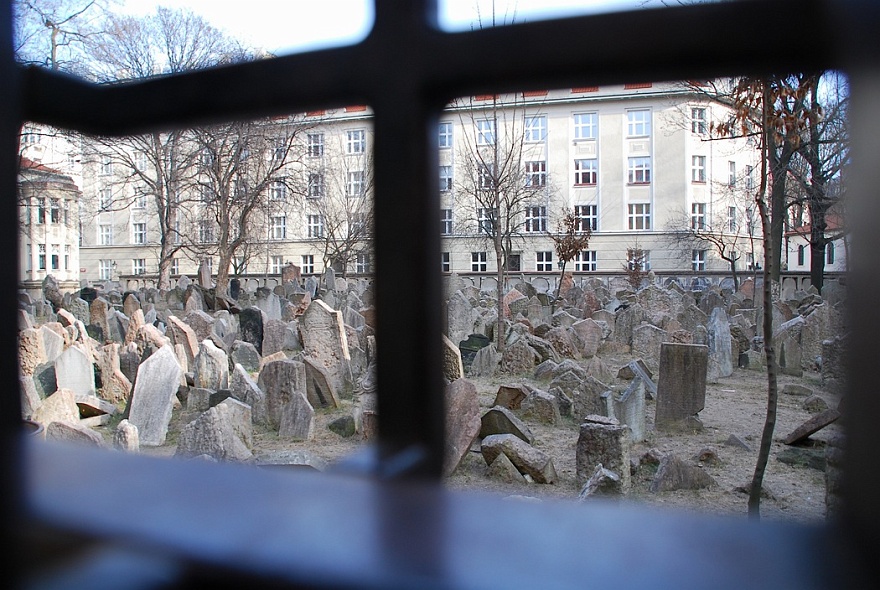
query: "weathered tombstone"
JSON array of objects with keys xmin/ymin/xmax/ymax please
[
  {"xmin": 55, "ymin": 345, "xmax": 96, "ymax": 397},
  {"xmin": 655, "ymin": 342, "xmax": 708, "ymax": 431},
  {"xmin": 444, "ymin": 379, "xmax": 482, "ymax": 476},
  {"xmin": 278, "ymin": 391, "xmax": 315, "ymax": 441},
  {"xmin": 576, "ymin": 415, "xmax": 631, "ymax": 492},
  {"xmin": 300, "ymin": 300, "xmax": 352, "ymax": 398},
  {"xmin": 230, "ymin": 340, "xmax": 261, "ymax": 374},
  {"xmin": 521, "ymin": 389, "xmax": 561, "ymax": 425},
  {"xmin": 650, "ymin": 454, "xmax": 715, "ymax": 492},
  {"xmin": 230, "ymin": 363, "xmax": 268, "ymax": 426},
  {"xmin": 113, "ymin": 419, "xmax": 139, "ymax": 452},
  {"xmin": 258, "ymin": 359, "xmax": 306, "ymax": 430},
  {"xmin": 20, "ymin": 375, "xmax": 41, "ymax": 419},
  {"xmin": 127, "ymin": 345, "xmax": 183, "ymax": 446},
  {"xmin": 46, "ymin": 421, "xmax": 106, "ymax": 448},
  {"xmin": 31, "ymin": 388, "xmax": 80, "ymax": 427},
  {"xmin": 480, "ymin": 405, "xmax": 534, "ymax": 443},
  {"xmin": 606, "ymin": 377, "xmax": 646, "ymax": 443},
  {"xmin": 281, "ymin": 263, "xmax": 301, "ymax": 285},
  {"xmin": 303, "ymin": 357, "xmax": 340, "ymax": 409},
  {"xmin": 447, "ymin": 291, "xmax": 475, "ymax": 348},
  {"xmin": 631, "ymin": 323, "xmax": 667, "ymax": 372},
  {"xmin": 441, "ymin": 334, "xmax": 465, "ymax": 382},
  {"xmin": 571, "ymin": 318, "xmax": 603, "ymax": 358},
  {"xmin": 197, "ymin": 259, "xmax": 212, "ymax": 288},
  {"xmin": 89, "ymin": 297, "xmax": 111, "ymax": 342},
  {"xmin": 182, "ymin": 309, "xmax": 215, "ymax": 343},
  {"xmin": 706, "ymin": 307, "xmax": 734, "ymax": 382},
  {"xmin": 774, "ymin": 316, "xmax": 805, "ymax": 377},
  {"xmin": 18, "ymin": 328, "xmax": 46, "ymax": 376},
  {"xmin": 782, "ymin": 409, "xmax": 841, "ymax": 445},
  {"xmin": 239, "ymin": 306, "xmax": 267, "ymax": 355},
  {"xmin": 193, "ymin": 339, "xmax": 230, "ymax": 390},
  {"xmin": 480, "ymin": 434, "xmax": 557, "ymax": 484},
  {"xmin": 492, "ymin": 384, "xmax": 529, "ymax": 410},
  {"xmin": 579, "ymin": 465, "xmax": 624, "ymax": 500},
  {"xmin": 39, "ymin": 325, "xmax": 64, "ymax": 363},
  {"xmin": 176, "ymin": 398, "xmax": 254, "ymax": 461}
]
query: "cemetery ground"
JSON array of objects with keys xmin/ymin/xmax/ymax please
[{"xmin": 124, "ymin": 358, "xmax": 837, "ymax": 524}]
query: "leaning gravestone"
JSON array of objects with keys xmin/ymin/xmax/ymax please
[
  {"xmin": 300, "ymin": 300, "xmax": 352, "ymax": 398},
  {"xmin": 127, "ymin": 345, "xmax": 183, "ymax": 446},
  {"xmin": 279, "ymin": 391, "xmax": 315, "ymax": 441},
  {"xmin": 239, "ymin": 307, "xmax": 266, "ymax": 355},
  {"xmin": 655, "ymin": 343, "xmax": 708, "ymax": 432}
]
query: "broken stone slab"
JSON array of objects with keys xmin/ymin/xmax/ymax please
[
  {"xmin": 187, "ymin": 387, "xmax": 212, "ymax": 412},
  {"xmin": 479, "ymin": 405, "xmax": 534, "ymax": 444},
  {"xmin": 441, "ymin": 334, "xmax": 465, "ymax": 382},
  {"xmin": 299, "ymin": 300, "xmax": 353, "ymax": 399},
  {"xmin": 724, "ymin": 434, "xmax": 752, "ymax": 451},
  {"xmin": 618, "ymin": 359, "xmax": 657, "ymax": 400},
  {"xmin": 782, "ymin": 383, "xmax": 814, "ymax": 397},
  {"xmin": 31, "ymin": 388, "xmax": 80, "ymax": 427},
  {"xmin": 576, "ymin": 417, "xmax": 631, "ymax": 492},
  {"xmin": 74, "ymin": 394, "xmax": 118, "ymax": 418},
  {"xmin": 481, "ymin": 433, "xmax": 557, "ymax": 484},
  {"xmin": 176, "ymin": 398, "xmax": 254, "ymax": 462},
  {"xmin": 46, "ymin": 421, "xmax": 107, "ymax": 448},
  {"xmin": 802, "ymin": 395, "xmax": 829, "ymax": 413},
  {"xmin": 127, "ymin": 345, "xmax": 183, "ymax": 446},
  {"xmin": 230, "ymin": 363, "xmax": 268, "ymax": 426},
  {"xmin": 444, "ymin": 379, "xmax": 482, "ymax": 476},
  {"xmin": 578, "ymin": 464, "xmax": 624, "ymax": 500},
  {"xmin": 650, "ymin": 455, "xmax": 715, "ymax": 493},
  {"xmin": 605, "ymin": 377, "xmax": 646, "ymax": 443},
  {"xmin": 79, "ymin": 414, "xmax": 111, "ymax": 428},
  {"xmin": 304, "ymin": 357, "xmax": 340, "ymax": 409},
  {"xmin": 20, "ymin": 375, "xmax": 41, "ymax": 420},
  {"xmin": 492, "ymin": 384, "xmax": 529, "ymax": 410},
  {"xmin": 278, "ymin": 391, "xmax": 315, "ymax": 441},
  {"xmin": 521, "ymin": 389, "xmax": 561, "ymax": 425},
  {"xmin": 487, "ymin": 451, "xmax": 527, "ymax": 484},
  {"xmin": 782, "ymin": 409, "xmax": 840, "ymax": 445},
  {"xmin": 328, "ymin": 415, "xmax": 356, "ymax": 437}
]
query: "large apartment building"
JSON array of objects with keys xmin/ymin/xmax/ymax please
[{"xmin": 19, "ymin": 82, "xmax": 760, "ymax": 287}]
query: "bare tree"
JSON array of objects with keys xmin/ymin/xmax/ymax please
[
  {"xmin": 13, "ymin": 0, "xmax": 110, "ymax": 73},
  {"xmin": 549, "ymin": 211, "xmax": 591, "ymax": 299},
  {"xmin": 454, "ymin": 94, "xmax": 555, "ymax": 353},
  {"xmin": 82, "ymin": 7, "xmax": 246, "ymax": 290},
  {"xmin": 187, "ymin": 117, "xmax": 309, "ymax": 296}
]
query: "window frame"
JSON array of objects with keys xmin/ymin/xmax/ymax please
[
  {"xmin": 574, "ymin": 158, "xmax": 598, "ymax": 185},
  {"xmin": 626, "ymin": 109, "xmax": 651, "ymax": 137},
  {"xmin": 573, "ymin": 112, "xmax": 597, "ymax": 140},
  {"xmin": 627, "ymin": 157, "xmax": 651, "ymax": 184},
  {"xmin": 628, "ymin": 202, "xmax": 651, "ymax": 230}
]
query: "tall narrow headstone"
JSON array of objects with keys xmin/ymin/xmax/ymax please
[
  {"xmin": 127, "ymin": 345, "xmax": 182, "ymax": 446},
  {"xmin": 299, "ymin": 300, "xmax": 352, "ymax": 398}
]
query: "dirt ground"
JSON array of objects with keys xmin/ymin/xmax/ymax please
[{"xmin": 132, "ymin": 356, "xmax": 841, "ymax": 525}]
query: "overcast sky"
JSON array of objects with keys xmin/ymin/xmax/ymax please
[{"xmin": 119, "ymin": 0, "xmax": 650, "ymax": 55}]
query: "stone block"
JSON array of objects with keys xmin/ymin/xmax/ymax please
[
  {"xmin": 481, "ymin": 434, "xmax": 557, "ymax": 484},
  {"xmin": 444, "ymin": 379, "xmax": 482, "ymax": 476},
  {"xmin": 576, "ymin": 418, "xmax": 631, "ymax": 492},
  {"xmin": 655, "ymin": 343, "xmax": 708, "ymax": 432},
  {"xmin": 480, "ymin": 405, "xmax": 534, "ymax": 444}
]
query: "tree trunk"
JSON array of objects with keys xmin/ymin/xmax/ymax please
[
  {"xmin": 728, "ymin": 260, "xmax": 739, "ymax": 292},
  {"xmin": 809, "ymin": 216, "xmax": 827, "ymax": 294},
  {"xmin": 215, "ymin": 252, "xmax": 232, "ymax": 298},
  {"xmin": 157, "ymin": 240, "xmax": 173, "ymax": 290},
  {"xmin": 556, "ymin": 261, "xmax": 567, "ymax": 300},
  {"xmin": 495, "ymin": 245, "xmax": 505, "ymax": 355}
]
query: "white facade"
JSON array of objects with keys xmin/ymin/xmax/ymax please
[{"xmin": 26, "ymin": 83, "xmax": 760, "ymax": 286}]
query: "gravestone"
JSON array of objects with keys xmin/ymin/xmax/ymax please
[
  {"xmin": 706, "ymin": 307, "xmax": 734, "ymax": 382},
  {"xmin": 176, "ymin": 397, "xmax": 254, "ymax": 461},
  {"xmin": 55, "ymin": 345, "xmax": 95, "ymax": 397},
  {"xmin": 39, "ymin": 325, "xmax": 64, "ymax": 363},
  {"xmin": 230, "ymin": 340, "xmax": 261, "ymax": 373},
  {"xmin": 18, "ymin": 328, "xmax": 46, "ymax": 376},
  {"xmin": 631, "ymin": 323, "xmax": 667, "ymax": 373},
  {"xmin": 655, "ymin": 343, "xmax": 708, "ymax": 432},
  {"xmin": 193, "ymin": 339, "xmax": 229, "ymax": 390},
  {"xmin": 304, "ymin": 357, "xmax": 340, "ymax": 409},
  {"xmin": 197, "ymin": 259, "xmax": 212, "ymax": 288},
  {"xmin": 258, "ymin": 359, "xmax": 307, "ymax": 430},
  {"xmin": 230, "ymin": 363, "xmax": 267, "ymax": 426},
  {"xmin": 441, "ymin": 334, "xmax": 464, "ymax": 382},
  {"xmin": 480, "ymin": 434, "xmax": 557, "ymax": 484},
  {"xmin": 444, "ymin": 379, "xmax": 482, "ymax": 476},
  {"xmin": 300, "ymin": 300, "xmax": 352, "ymax": 398},
  {"xmin": 239, "ymin": 306, "xmax": 267, "ymax": 355},
  {"xmin": 572, "ymin": 318, "xmax": 602, "ymax": 358},
  {"xmin": 480, "ymin": 405, "xmax": 533, "ymax": 443},
  {"xmin": 279, "ymin": 391, "xmax": 315, "ymax": 441},
  {"xmin": 576, "ymin": 415, "xmax": 631, "ymax": 492},
  {"xmin": 606, "ymin": 377, "xmax": 646, "ymax": 442},
  {"xmin": 127, "ymin": 345, "xmax": 182, "ymax": 446}
]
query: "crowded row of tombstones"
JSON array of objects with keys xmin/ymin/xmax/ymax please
[{"xmin": 18, "ymin": 264, "xmax": 846, "ymax": 505}]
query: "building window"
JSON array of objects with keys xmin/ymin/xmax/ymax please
[
  {"xmin": 628, "ymin": 203, "xmax": 651, "ymax": 230},
  {"xmin": 628, "ymin": 157, "xmax": 651, "ymax": 184},
  {"xmin": 525, "ymin": 161, "xmax": 547, "ymax": 187},
  {"xmin": 441, "ymin": 209, "xmax": 453, "ymax": 235},
  {"xmin": 691, "ymin": 107, "xmax": 707, "ymax": 135},
  {"xmin": 271, "ymin": 255, "xmax": 285, "ymax": 274},
  {"xmin": 524, "ymin": 115, "xmax": 546, "ymax": 142},
  {"xmin": 574, "ymin": 204, "xmax": 598, "ymax": 232},
  {"xmin": 575, "ymin": 250, "xmax": 597, "ymax": 271},
  {"xmin": 199, "ymin": 221, "xmax": 214, "ymax": 243},
  {"xmin": 827, "ymin": 242, "xmax": 835, "ymax": 265},
  {"xmin": 745, "ymin": 165, "xmax": 755, "ymax": 190},
  {"xmin": 307, "ymin": 133, "xmax": 324, "ymax": 157},
  {"xmin": 477, "ymin": 207, "xmax": 495, "ymax": 234},
  {"xmin": 99, "ymin": 259, "xmax": 112, "ymax": 280},
  {"xmin": 25, "ymin": 244, "xmax": 32, "ymax": 271},
  {"xmin": 38, "ymin": 244, "xmax": 46, "ymax": 270},
  {"xmin": 728, "ymin": 206, "xmax": 737, "ymax": 232},
  {"xmin": 307, "ymin": 214, "xmax": 324, "ymax": 238},
  {"xmin": 439, "ymin": 165, "xmax": 453, "ymax": 191},
  {"xmin": 301, "ymin": 254, "xmax": 315, "ymax": 274},
  {"xmin": 36, "ymin": 198, "xmax": 45, "ymax": 224},
  {"xmin": 536, "ymin": 251, "xmax": 553, "ymax": 271},
  {"xmin": 132, "ymin": 259, "xmax": 146, "ymax": 275},
  {"xmin": 441, "ymin": 252, "xmax": 451, "ymax": 272},
  {"xmin": 471, "ymin": 251, "xmax": 487, "ymax": 272},
  {"xmin": 797, "ymin": 245, "xmax": 805, "ymax": 266},
  {"xmin": 627, "ymin": 249, "xmax": 651, "ymax": 271},
  {"xmin": 692, "ymin": 249, "xmax": 706, "ymax": 271},
  {"xmin": 99, "ymin": 224, "xmax": 113, "ymax": 245},
  {"xmin": 47, "ymin": 198, "xmax": 59, "ymax": 224},
  {"xmin": 133, "ymin": 151, "xmax": 147, "ymax": 171},
  {"xmin": 476, "ymin": 119, "xmax": 495, "ymax": 145},
  {"xmin": 691, "ymin": 155, "xmax": 707, "ymax": 183},
  {"xmin": 100, "ymin": 155, "xmax": 113, "ymax": 175},
  {"xmin": 170, "ymin": 258, "xmax": 179, "ymax": 275},
  {"xmin": 691, "ymin": 203, "xmax": 706, "ymax": 229},
  {"xmin": 524, "ymin": 206, "xmax": 547, "ymax": 233},
  {"xmin": 728, "ymin": 161, "xmax": 737, "ymax": 187},
  {"xmin": 132, "ymin": 222, "xmax": 147, "ymax": 244},
  {"xmin": 308, "ymin": 172, "xmax": 325, "ymax": 198},
  {"xmin": 439, "ymin": 122, "xmax": 453, "ymax": 148},
  {"xmin": 346, "ymin": 129, "xmax": 366, "ymax": 154},
  {"xmin": 270, "ymin": 181, "xmax": 287, "ymax": 201},
  {"xmin": 99, "ymin": 188, "xmax": 112, "ymax": 210},
  {"xmin": 573, "ymin": 112, "xmax": 597, "ymax": 140},
  {"xmin": 134, "ymin": 192, "xmax": 147, "ymax": 209},
  {"xmin": 271, "ymin": 138, "xmax": 286, "ymax": 162},
  {"xmin": 505, "ymin": 254, "xmax": 521, "ymax": 272},
  {"xmin": 574, "ymin": 159, "xmax": 598, "ymax": 185},
  {"xmin": 63, "ymin": 245, "xmax": 70, "ymax": 270},
  {"xmin": 271, "ymin": 215, "xmax": 287, "ymax": 240},
  {"xmin": 627, "ymin": 109, "xmax": 651, "ymax": 137},
  {"xmin": 347, "ymin": 170, "xmax": 366, "ymax": 197},
  {"xmin": 50, "ymin": 244, "xmax": 59, "ymax": 270},
  {"xmin": 478, "ymin": 162, "xmax": 495, "ymax": 190},
  {"xmin": 356, "ymin": 251, "xmax": 371, "ymax": 274}
]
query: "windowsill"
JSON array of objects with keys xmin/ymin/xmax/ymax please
[
  {"xmin": 574, "ymin": 183, "xmax": 597, "ymax": 187},
  {"xmin": 627, "ymin": 182, "xmax": 651, "ymax": 186},
  {"xmin": 692, "ymin": 181, "xmax": 707, "ymax": 185}
]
